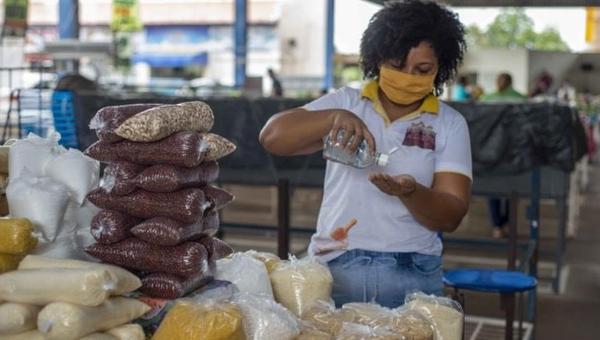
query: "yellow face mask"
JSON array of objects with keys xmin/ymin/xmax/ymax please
[{"xmin": 379, "ymin": 66, "xmax": 436, "ymax": 105}]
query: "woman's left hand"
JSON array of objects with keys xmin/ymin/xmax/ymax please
[{"xmin": 369, "ymin": 173, "xmax": 417, "ymax": 197}]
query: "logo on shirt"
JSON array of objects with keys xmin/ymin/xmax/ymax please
[{"xmin": 402, "ymin": 122, "xmax": 436, "ymax": 150}]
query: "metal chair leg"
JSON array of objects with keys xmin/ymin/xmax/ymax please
[
  {"xmin": 518, "ymin": 292, "xmax": 524, "ymax": 340},
  {"xmin": 501, "ymin": 293, "xmax": 515, "ymax": 340}
]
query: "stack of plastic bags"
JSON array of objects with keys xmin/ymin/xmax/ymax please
[
  {"xmin": 5, "ymin": 133, "xmax": 100, "ymax": 260},
  {"xmin": 298, "ymin": 292, "xmax": 465, "ymax": 340},
  {"xmin": 83, "ymin": 102, "xmax": 236, "ymax": 300},
  {"xmin": 0, "ymin": 255, "xmax": 148, "ymax": 340},
  {"xmin": 150, "ymin": 279, "xmax": 302, "ymax": 340}
]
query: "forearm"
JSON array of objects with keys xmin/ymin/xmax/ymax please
[
  {"xmin": 259, "ymin": 108, "xmax": 334, "ymax": 156},
  {"xmin": 399, "ymin": 183, "xmax": 468, "ymax": 233}
]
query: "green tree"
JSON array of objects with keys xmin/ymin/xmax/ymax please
[{"xmin": 466, "ymin": 8, "xmax": 569, "ymax": 51}]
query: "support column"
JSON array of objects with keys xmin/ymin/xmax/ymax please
[
  {"xmin": 59, "ymin": 0, "xmax": 79, "ymax": 39},
  {"xmin": 324, "ymin": 0, "xmax": 335, "ymax": 90},
  {"xmin": 234, "ymin": 0, "xmax": 247, "ymax": 88}
]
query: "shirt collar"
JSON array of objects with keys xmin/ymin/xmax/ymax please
[{"xmin": 360, "ymin": 80, "xmax": 439, "ymax": 125}]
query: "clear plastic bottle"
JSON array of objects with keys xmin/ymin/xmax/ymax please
[{"xmin": 323, "ymin": 130, "xmax": 389, "ymax": 168}]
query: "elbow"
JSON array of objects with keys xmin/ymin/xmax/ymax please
[
  {"xmin": 442, "ymin": 208, "xmax": 468, "ymax": 233},
  {"xmin": 259, "ymin": 122, "xmax": 287, "ymax": 156}
]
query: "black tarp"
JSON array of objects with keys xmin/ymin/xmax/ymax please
[{"xmin": 72, "ymin": 94, "xmax": 586, "ymax": 180}]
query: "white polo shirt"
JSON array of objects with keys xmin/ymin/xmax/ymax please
[{"xmin": 304, "ymin": 82, "xmax": 472, "ymax": 262}]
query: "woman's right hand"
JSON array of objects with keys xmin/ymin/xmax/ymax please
[{"xmin": 329, "ymin": 109, "xmax": 376, "ymax": 153}]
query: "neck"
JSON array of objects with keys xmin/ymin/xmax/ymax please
[{"xmin": 378, "ymin": 88, "xmax": 424, "ymax": 121}]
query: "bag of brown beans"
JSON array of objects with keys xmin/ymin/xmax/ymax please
[
  {"xmin": 130, "ymin": 209, "xmax": 219, "ymax": 246},
  {"xmin": 85, "ymin": 238, "xmax": 210, "ymax": 277},
  {"xmin": 100, "ymin": 162, "xmax": 145, "ymax": 196},
  {"xmin": 130, "ymin": 217, "xmax": 205, "ymax": 247},
  {"xmin": 85, "ymin": 132, "xmax": 209, "ymax": 168},
  {"xmin": 87, "ymin": 188, "xmax": 212, "ymax": 224},
  {"xmin": 197, "ymin": 237, "xmax": 234, "ymax": 263},
  {"xmin": 115, "ymin": 101, "xmax": 214, "ymax": 143},
  {"xmin": 91, "ymin": 210, "xmax": 141, "ymax": 245},
  {"xmin": 90, "ymin": 103, "xmax": 162, "ymax": 143},
  {"xmin": 203, "ymin": 185, "xmax": 234, "ymax": 210},
  {"xmin": 132, "ymin": 161, "xmax": 219, "ymax": 193},
  {"xmin": 140, "ymin": 271, "xmax": 214, "ymax": 299}
]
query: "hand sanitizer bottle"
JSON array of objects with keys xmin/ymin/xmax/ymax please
[{"xmin": 323, "ymin": 130, "xmax": 389, "ymax": 168}]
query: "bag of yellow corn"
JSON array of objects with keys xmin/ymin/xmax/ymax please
[
  {"xmin": 0, "ymin": 253, "xmax": 23, "ymax": 273},
  {"xmin": 0, "ymin": 219, "xmax": 37, "ymax": 254}
]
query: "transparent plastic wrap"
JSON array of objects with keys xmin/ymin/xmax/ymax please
[
  {"xmin": 114, "ymin": 101, "xmax": 215, "ymax": 142},
  {"xmin": 152, "ymin": 299, "xmax": 244, "ymax": 340},
  {"xmin": 339, "ymin": 303, "xmax": 435, "ymax": 340},
  {"xmin": 295, "ymin": 321, "xmax": 334, "ymax": 340},
  {"xmin": 80, "ymin": 333, "xmax": 118, "ymax": 340},
  {"xmin": 245, "ymin": 250, "xmax": 281, "ymax": 274},
  {"xmin": 233, "ymin": 292, "xmax": 300, "ymax": 340},
  {"xmin": 100, "ymin": 162, "xmax": 146, "ymax": 196},
  {"xmin": 18, "ymin": 255, "xmax": 142, "ymax": 296},
  {"xmin": 270, "ymin": 256, "xmax": 334, "ymax": 316},
  {"xmin": 336, "ymin": 322, "xmax": 402, "ymax": 340},
  {"xmin": 0, "ymin": 268, "xmax": 115, "ymax": 306},
  {"xmin": 131, "ymin": 161, "xmax": 219, "ymax": 193},
  {"xmin": 87, "ymin": 188, "xmax": 211, "ymax": 223},
  {"xmin": 215, "ymin": 252, "xmax": 273, "ymax": 298},
  {"xmin": 387, "ymin": 309, "xmax": 435, "ymax": 340},
  {"xmin": 404, "ymin": 293, "xmax": 464, "ymax": 340},
  {"xmin": 6, "ymin": 175, "xmax": 70, "ymax": 242},
  {"xmin": 91, "ymin": 210, "xmax": 141, "ymax": 244},
  {"xmin": 90, "ymin": 103, "xmax": 162, "ymax": 143},
  {"xmin": 197, "ymin": 236, "xmax": 234, "ymax": 262},
  {"xmin": 203, "ymin": 185, "xmax": 234, "ymax": 210},
  {"xmin": 203, "ymin": 209, "xmax": 220, "ymax": 236},
  {"xmin": 85, "ymin": 132, "xmax": 209, "ymax": 168},
  {"xmin": 202, "ymin": 133, "xmax": 237, "ymax": 161},
  {"xmin": 0, "ymin": 330, "xmax": 46, "ymax": 340},
  {"xmin": 8, "ymin": 132, "xmax": 61, "ymax": 180},
  {"xmin": 31, "ymin": 223, "xmax": 93, "ymax": 261},
  {"xmin": 106, "ymin": 324, "xmax": 145, "ymax": 340},
  {"xmin": 300, "ymin": 300, "xmax": 353, "ymax": 336},
  {"xmin": 44, "ymin": 148, "xmax": 100, "ymax": 205},
  {"xmin": 140, "ymin": 271, "xmax": 214, "ymax": 299},
  {"xmin": 340, "ymin": 303, "xmax": 395, "ymax": 329},
  {"xmin": 0, "ymin": 218, "xmax": 37, "ymax": 254},
  {"xmin": 0, "ymin": 302, "xmax": 40, "ymax": 335},
  {"xmin": 37, "ymin": 297, "xmax": 150, "ymax": 340},
  {"xmin": 0, "ymin": 253, "xmax": 23, "ymax": 273},
  {"xmin": 85, "ymin": 238, "xmax": 210, "ymax": 277}
]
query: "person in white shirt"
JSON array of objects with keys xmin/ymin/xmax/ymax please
[{"xmin": 260, "ymin": 0, "xmax": 471, "ymax": 308}]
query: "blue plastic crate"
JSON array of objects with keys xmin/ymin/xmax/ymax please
[{"xmin": 51, "ymin": 91, "xmax": 79, "ymax": 148}]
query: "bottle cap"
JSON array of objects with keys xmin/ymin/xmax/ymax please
[{"xmin": 377, "ymin": 153, "xmax": 389, "ymax": 167}]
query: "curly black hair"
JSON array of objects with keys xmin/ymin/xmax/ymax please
[{"xmin": 360, "ymin": 0, "xmax": 466, "ymax": 95}]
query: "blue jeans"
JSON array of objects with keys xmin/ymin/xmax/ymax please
[{"xmin": 327, "ymin": 249, "xmax": 443, "ymax": 308}]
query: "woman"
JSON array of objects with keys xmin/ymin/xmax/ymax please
[{"xmin": 260, "ymin": 0, "xmax": 471, "ymax": 308}]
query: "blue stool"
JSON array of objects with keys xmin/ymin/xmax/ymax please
[{"xmin": 444, "ymin": 193, "xmax": 538, "ymax": 340}]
